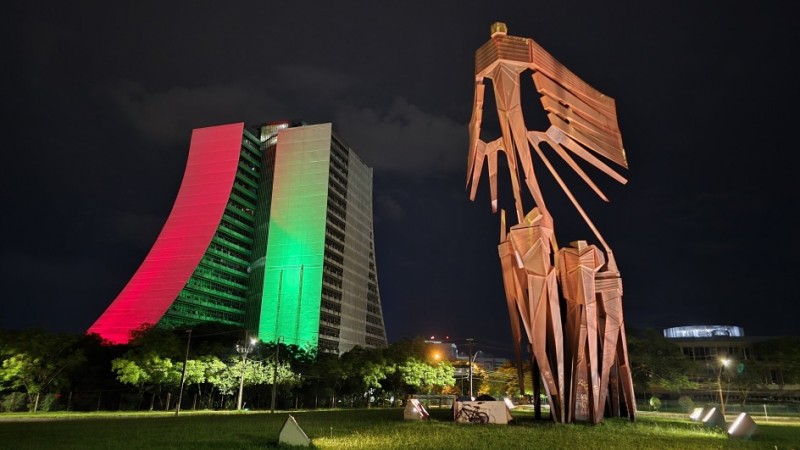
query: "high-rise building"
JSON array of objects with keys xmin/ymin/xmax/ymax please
[{"xmin": 88, "ymin": 121, "xmax": 387, "ymax": 353}]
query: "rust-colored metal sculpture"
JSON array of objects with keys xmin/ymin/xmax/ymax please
[{"xmin": 467, "ymin": 22, "xmax": 636, "ymax": 423}]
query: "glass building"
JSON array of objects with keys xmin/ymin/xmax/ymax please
[{"xmin": 88, "ymin": 122, "xmax": 387, "ymax": 353}]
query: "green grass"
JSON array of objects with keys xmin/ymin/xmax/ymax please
[{"xmin": 0, "ymin": 408, "xmax": 797, "ymax": 449}]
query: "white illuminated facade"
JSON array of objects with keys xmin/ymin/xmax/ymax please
[{"xmin": 663, "ymin": 325, "xmax": 744, "ymax": 339}]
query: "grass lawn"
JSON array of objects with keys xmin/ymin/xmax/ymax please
[{"xmin": 0, "ymin": 408, "xmax": 797, "ymax": 449}]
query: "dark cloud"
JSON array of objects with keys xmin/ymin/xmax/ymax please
[
  {"xmin": 335, "ymin": 98, "xmax": 466, "ymax": 173},
  {"xmin": 107, "ymin": 80, "xmax": 288, "ymax": 143}
]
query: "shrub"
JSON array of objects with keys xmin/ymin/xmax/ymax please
[
  {"xmin": 677, "ymin": 395, "xmax": 694, "ymax": 412},
  {"xmin": 648, "ymin": 396, "xmax": 661, "ymax": 411},
  {"xmin": 38, "ymin": 393, "xmax": 62, "ymax": 412},
  {"xmin": 1, "ymin": 392, "xmax": 28, "ymax": 412}
]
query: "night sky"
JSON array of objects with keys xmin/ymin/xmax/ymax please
[{"xmin": 3, "ymin": 2, "xmax": 798, "ymax": 356}]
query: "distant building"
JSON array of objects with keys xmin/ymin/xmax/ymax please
[
  {"xmin": 424, "ymin": 337, "xmax": 510, "ymax": 372},
  {"xmin": 662, "ymin": 325, "xmax": 798, "ymax": 403},
  {"xmin": 88, "ymin": 122, "xmax": 387, "ymax": 353},
  {"xmin": 469, "ymin": 353, "xmax": 509, "ymax": 373},
  {"xmin": 425, "ymin": 337, "xmax": 459, "ymax": 361},
  {"xmin": 664, "ymin": 325, "xmax": 755, "ymax": 368}
]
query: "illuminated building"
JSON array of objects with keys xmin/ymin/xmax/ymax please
[
  {"xmin": 88, "ymin": 121, "xmax": 387, "ymax": 353},
  {"xmin": 661, "ymin": 325, "xmax": 799, "ymax": 403}
]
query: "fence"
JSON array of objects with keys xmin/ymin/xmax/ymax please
[{"xmin": 638, "ymin": 399, "xmax": 800, "ymax": 417}]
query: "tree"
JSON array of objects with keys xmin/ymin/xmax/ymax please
[
  {"xmin": 484, "ymin": 360, "xmax": 534, "ymax": 399},
  {"xmin": 628, "ymin": 329, "xmax": 698, "ymax": 395},
  {"xmin": 0, "ymin": 330, "xmax": 86, "ymax": 412},
  {"xmin": 111, "ymin": 353, "xmax": 181, "ymax": 410},
  {"xmin": 338, "ymin": 346, "xmax": 394, "ymax": 407},
  {"xmin": 753, "ymin": 337, "xmax": 800, "ymax": 384},
  {"xmin": 728, "ymin": 361, "xmax": 766, "ymax": 406},
  {"xmin": 205, "ymin": 356, "xmax": 297, "ymax": 409},
  {"xmin": 397, "ymin": 357, "xmax": 455, "ymax": 394}
]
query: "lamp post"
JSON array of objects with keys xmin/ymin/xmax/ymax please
[
  {"xmin": 717, "ymin": 358, "xmax": 730, "ymax": 417},
  {"xmin": 466, "ymin": 338, "xmax": 479, "ymax": 399},
  {"xmin": 236, "ymin": 333, "xmax": 258, "ymax": 411},
  {"xmin": 270, "ymin": 337, "xmax": 282, "ymax": 413},
  {"xmin": 175, "ymin": 329, "xmax": 192, "ymax": 416}
]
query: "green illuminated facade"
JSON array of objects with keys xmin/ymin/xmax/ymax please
[{"xmin": 160, "ymin": 121, "xmax": 387, "ymax": 353}]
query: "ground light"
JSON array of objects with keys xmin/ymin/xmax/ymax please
[
  {"xmin": 728, "ymin": 412, "xmax": 758, "ymax": 439},
  {"xmin": 689, "ymin": 407, "xmax": 705, "ymax": 421},
  {"xmin": 701, "ymin": 407, "xmax": 726, "ymax": 429},
  {"xmin": 279, "ymin": 415, "xmax": 311, "ymax": 447}
]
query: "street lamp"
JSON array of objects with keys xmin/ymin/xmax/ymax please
[
  {"xmin": 236, "ymin": 334, "xmax": 258, "ymax": 411},
  {"xmin": 466, "ymin": 338, "xmax": 478, "ymax": 399},
  {"xmin": 270, "ymin": 337, "xmax": 282, "ymax": 413},
  {"xmin": 717, "ymin": 358, "xmax": 730, "ymax": 417},
  {"xmin": 175, "ymin": 329, "xmax": 192, "ymax": 416},
  {"xmin": 468, "ymin": 351, "xmax": 479, "ymax": 399}
]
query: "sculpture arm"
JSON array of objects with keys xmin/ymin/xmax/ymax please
[{"xmin": 467, "ymin": 78, "xmax": 486, "ymax": 189}]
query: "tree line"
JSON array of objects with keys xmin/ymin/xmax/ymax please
[
  {"xmin": 0, "ymin": 324, "xmax": 457, "ymax": 412},
  {"xmin": 2, "ymin": 325, "xmax": 797, "ymax": 413}
]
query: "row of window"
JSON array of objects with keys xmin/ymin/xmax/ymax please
[
  {"xmin": 365, "ymin": 336, "xmax": 385, "ymax": 348},
  {"xmin": 322, "ymin": 273, "xmax": 343, "ymax": 289},
  {"xmin": 233, "ymin": 180, "xmax": 258, "ymax": 200},
  {"xmin": 320, "ymin": 324, "xmax": 340, "ymax": 338},
  {"xmin": 203, "ymin": 253, "xmax": 247, "ymax": 275},
  {"xmin": 195, "ymin": 264, "xmax": 247, "ymax": 288},
  {"xmin": 324, "ymin": 237, "xmax": 345, "ymax": 254},
  {"xmin": 208, "ymin": 241, "xmax": 249, "ymax": 263},
  {"xmin": 322, "ymin": 285, "xmax": 342, "ymax": 301},
  {"xmin": 218, "ymin": 219, "xmax": 254, "ymax": 242},
  {"xmin": 329, "ymin": 170, "xmax": 348, "ymax": 193},
  {"xmin": 326, "ymin": 225, "xmax": 345, "ymax": 243},
  {"xmin": 168, "ymin": 301, "xmax": 244, "ymax": 323},
  {"xmin": 321, "ymin": 298, "xmax": 342, "ymax": 313},
  {"xmin": 215, "ymin": 230, "xmax": 251, "ymax": 252},
  {"xmin": 365, "ymin": 325, "xmax": 384, "ymax": 337},
  {"xmin": 176, "ymin": 291, "xmax": 246, "ymax": 313},
  {"xmin": 681, "ymin": 346, "xmax": 752, "ymax": 361},
  {"xmin": 327, "ymin": 211, "xmax": 346, "ymax": 233},
  {"xmin": 327, "ymin": 198, "xmax": 347, "ymax": 222},
  {"xmin": 324, "ymin": 249, "xmax": 344, "ymax": 266},
  {"xmin": 318, "ymin": 337, "xmax": 339, "ymax": 353},
  {"xmin": 185, "ymin": 276, "xmax": 246, "ymax": 300},
  {"xmin": 320, "ymin": 311, "xmax": 342, "ymax": 326},
  {"xmin": 366, "ymin": 313, "xmax": 383, "ymax": 326},
  {"xmin": 323, "ymin": 261, "xmax": 344, "ymax": 277}
]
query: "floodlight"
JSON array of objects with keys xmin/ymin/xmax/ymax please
[
  {"xmin": 701, "ymin": 407, "xmax": 726, "ymax": 429},
  {"xmin": 727, "ymin": 412, "xmax": 758, "ymax": 439},
  {"xmin": 689, "ymin": 407, "xmax": 705, "ymax": 421}
]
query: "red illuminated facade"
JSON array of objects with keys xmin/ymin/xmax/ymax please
[{"xmin": 87, "ymin": 123, "xmax": 246, "ymax": 343}]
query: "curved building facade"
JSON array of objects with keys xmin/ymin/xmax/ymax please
[{"xmin": 88, "ymin": 121, "xmax": 387, "ymax": 353}]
